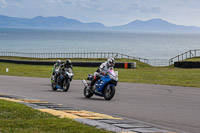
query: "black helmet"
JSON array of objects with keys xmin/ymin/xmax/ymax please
[{"xmin": 66, "ymin": 59, "xmax": 71, "ymax": 65}]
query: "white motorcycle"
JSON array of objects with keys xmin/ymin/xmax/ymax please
[{"xmin": 51, "ymin": 67, "xmax": 73, "ymax": 92}]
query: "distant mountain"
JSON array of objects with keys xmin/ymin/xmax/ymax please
[
  {"xmin": 0, "ymin": 15, "xmax": 200, "ymax": 32},
  {"xmin": 109, "ymin": 19, "xmax": 200, "ymax": 33},
  {"xmin": 0, "ymin": 15, "xmax": 105, "ymax": 30}
]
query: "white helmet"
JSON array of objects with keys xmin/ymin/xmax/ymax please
[
  {"xmin": 107, "ymin": 58, "xmax": 115, "ymax": 67},
  {"xmin": 57, "ymin": 60, "xmax": 61, "ymax": 65}
]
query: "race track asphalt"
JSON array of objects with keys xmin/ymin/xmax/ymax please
[{"xmin": 0, "ymin": 75, "xmax": 200, "ymax": 133}]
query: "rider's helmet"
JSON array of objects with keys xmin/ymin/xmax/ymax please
[
  {"xmin": 57, "ymin": 60, "xmax": 61, "ymax": 65},
  {"xmin": 66, "ymin": 59, "xmax": 71, "ymax": 66},
  {"xmin": 107, "ymin": 58, "xmax": 115, "ymax": 67}
]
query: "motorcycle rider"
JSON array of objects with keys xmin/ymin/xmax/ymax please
[
  {"xmin": 89, "ymin": 57, "xmax": 115, "ymax": 90},
  {"xmin": 56, "ymin": 59, "xmax": 73, "ymax": 83},
  {"xmin": 60, "ymin": 59, "xmax": 73, "ymax": 70},
  {"xmin": 52, "ymin": 60, "xmax": 62, "ymax": 83}
]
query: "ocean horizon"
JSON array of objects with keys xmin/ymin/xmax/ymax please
[{"xmin": 0, "ymin": 28, "xmax": 200, "ymax": 60}]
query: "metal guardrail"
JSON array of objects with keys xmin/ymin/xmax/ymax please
[
  {"xmin": 147, "ymin": 59, "xmax": 169, "ymax": 67},
  {"xmin": 0, "ymin": 51, "xmax": 147, "ymax": 61},
  {"xmin": 169, "ymin": 49, "xmax": 200, "ymax": 65},
  {"xmin": 0, "ymin": 52, "xmax": 170, "ymax": 66}
]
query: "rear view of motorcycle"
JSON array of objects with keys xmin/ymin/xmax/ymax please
[
  {"xmin": 82, "ymin": 68, "xmax": 118, "ymax": 100},
  {"xmin": 51, "ymin": 67, "xmax": 73, "ymax": 92}
]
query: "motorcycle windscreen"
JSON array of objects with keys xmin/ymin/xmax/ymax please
[{"xmin": 109, "ymin": 69, "xmax": 118, "ymax": 77}]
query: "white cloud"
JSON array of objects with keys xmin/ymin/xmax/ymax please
[
  {"xmin": 0, "ymin": 0, "xmax": 7, "ymax": 5},
  {"xmin": 1, "ymin": 0, "xmax": 200, "ymax": 27},
  {"xmin": 44, "ymin": 0, "xmax": 63, "ymax": 4}
]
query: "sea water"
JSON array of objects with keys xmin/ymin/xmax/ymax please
[{"xmin": 0, "ymin": 28, "xmax": 200, "ymax": 59}]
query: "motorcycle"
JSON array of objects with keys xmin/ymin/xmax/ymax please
[
  {"xmin": 51, "ymin": 67, "xmax": 73, "ymax": 92},
  {"xmin": 82, "ymin": 68, "xmax": 118, "ymax": 100}
]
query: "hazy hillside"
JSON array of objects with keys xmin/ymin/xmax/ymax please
[
  {"xmin": 109, "ymin": 19, "xmax": 200, "ymax": 32},
  {"xmin": 1, "ymin": 15, "xmax": 200, "ymax": 32},
  {"xmin": 0, "ymin": 15, "xmax": 105, "ymax": 30}
]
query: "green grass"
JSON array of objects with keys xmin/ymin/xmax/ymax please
[
  {"xmin": 118, "ymin": 67, "xmax": 200, "ymax": 87},
  {"xmin": 184, "ymin": 56, "xmax": 200, "ymax": 62},
  {"xmin": 0, "ymin": 62, "xmax": 200, "ymax": 88},
  {"xmin": 0, "ymin": 99, "xmax": 112, "ymax": 133},
  {"xmin": 0, "ymin": 56, "xmax": 141, "ymax": 62},
  {"xmin": 0, "ymin": 62, "xmax": 52, "ymax": 78},
  {"xmin": 0, "ymin": 56, "xmax": 151, "ymax": 68}
]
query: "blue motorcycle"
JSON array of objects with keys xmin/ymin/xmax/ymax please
[{"xmin": 82, "ymin": 69, "xmax": 118, "ymax": 100}]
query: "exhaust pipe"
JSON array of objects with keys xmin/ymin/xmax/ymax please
[{"xmin": 82, "ymin": 80, "xmax": 88, "ymax": 87}]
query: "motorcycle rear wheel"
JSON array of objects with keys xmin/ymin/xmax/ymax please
[
  {"xmin": 104, "ymin": 85, "xmax": 115, "ymax": 100},
  {"xmin": 84, "ymin": 86, "xmax": 93, "ymax": 98}
]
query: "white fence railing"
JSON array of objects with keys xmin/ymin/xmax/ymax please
[
  {"xmin": 169, "ymin": 49, "xmax": 200, "ymax": 65},
  {"xmin": 0, "ymin": 51, "xmax": 174, "ymax": 66}
]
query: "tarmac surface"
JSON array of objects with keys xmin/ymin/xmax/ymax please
[{"xmin": 0, "ymin": 75, "xmax": 200, "ymax": 133}]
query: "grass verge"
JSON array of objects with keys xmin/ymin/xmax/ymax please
[
  {"xmin": 0, "ymin": 99, "xmax": 112, "ymax": 133},
  {"xmin": 0, "ymin": 62, "xmax": 200, "ymax": 88},
  {"xmin": 0, "ymin": 56, "xmax": 151, "ymax": 68},
  {"xmin": 184, "ymin": 56, "xmax": 200, "ymax": 62}
]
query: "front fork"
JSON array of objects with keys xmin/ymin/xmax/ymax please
[
  {"xmin": 82, "ymin": 80, "xmax": 88, "ymax": 87},
  {"xmin": 82, "ymin": 80, "xmax": 95, "ymax": 93}
]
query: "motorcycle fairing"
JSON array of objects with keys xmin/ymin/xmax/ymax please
[{"xmin": 93, "ymin": 75, "xmax": 112, "ymax": 96}]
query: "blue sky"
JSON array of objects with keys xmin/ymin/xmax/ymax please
[{"xmin": 0, "ymin": 0, "xmax": 199, "ymax": 26}]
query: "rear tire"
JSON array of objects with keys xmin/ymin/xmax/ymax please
[
  {"xmin": 104, "ymin": 85, "xmax": 115, "ymax": 100},
  {"xmin": 62, "ymin": 79, "xmax": 70, "ymax": 92},
  {"xmin": 84, "ymin": 86, "xmax": 93, "ymax": 98}
]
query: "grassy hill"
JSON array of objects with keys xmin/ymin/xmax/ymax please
[
  {"xmin": 0, "ymin": 56, "xmax": 151, "ymax": 68},
  {"xmin": 184, "ymin": 56, "xmax": 200, "ymax": 62}
]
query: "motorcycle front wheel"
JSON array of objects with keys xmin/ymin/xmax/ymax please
[
  {"xmin": 84, "ymin": 86, "xmax": 93, "ymax": 98},
  {"xmin": 62, "ymin": 79, "xmax": 70, "ymax": 92},
  {"xmin": 104, "ymin": 85, "xmax": 115, "ymax": 100},
  {"xmin": 51, "ymin": 75, "xmax": 57, "ymax": 91}
]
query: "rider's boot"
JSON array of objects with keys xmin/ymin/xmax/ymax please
[
  {"xmin": 89, "ymin": 79, "xmax": 96, "ymax": 91},
  {"xmin": 54, "ymin": 73, "xmax": 58, "ymax": 83}
]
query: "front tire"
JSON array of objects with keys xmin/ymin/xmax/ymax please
[
  {"xmin": 62, "ymin": 79, "xmax": 70, "ymax": 92},
  {"xmin": 104, "ymin": 85, "xmax": 115, "ymax": 100},
  {"xmin": 51, "ymin": 75, "xmax": 57, "ymax": 91},
  {"xmin": 51, "ymin": 83, "xmax": 57, "ymax": 91},
  {"xmin": 84, "ymin": 86, "xmax": 93, "ymax": 98}
]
